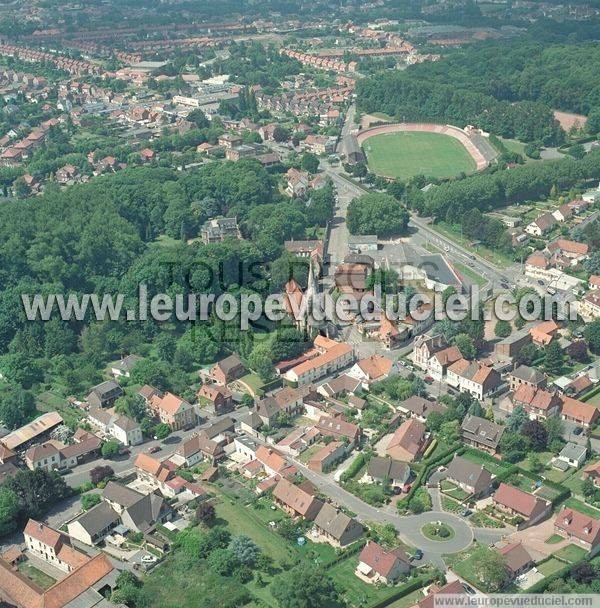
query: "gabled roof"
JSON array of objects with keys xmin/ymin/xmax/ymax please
[
  {"xmin": 272, "ymin": 478, "xmax": 322, "ymax": 518},
  {"xmin": 154, "ymin": 392, "xmax": 191, "ymax": 416},
  {"xmin": 355, "ymin": 354, "xmax": 393, "ymax": 380},
  {"xmin": 24, "ymin": 519, "xmax": 62, "ymax": 549},
  {"xmin": 387, "ymin": 419, "xmax": 426, "ymax": 459},
  {"xmin": 554, "ymin": 507, "xmax": 600, "ymax": 548},
  {"xmin": 561, "ymin": 397, "xmax": 599, "ymax": 424},
  {"xmin": 313, "ymin": 502, "xmax": 362, "ymax": 540},
  {"xmin": 134, "ymin": 453, "xmax": 164, "ymax": 476},
  {"xmin": 359, "ymin": 540, "xmax": 410, "ymax": 577},
  {"xmin": 510, "ymin": 365, "xmax": 546, "ymax": 385},
  {"xmin": 445, "ymin": 455, "xmax": 492, "ymax": 493},
  {"xmin": 499, "ymin": 542, "xmax": 533, "ymax": 574},
  {"xmin": 493, "ymin": 483, "xmax": 548, "ymax": 517}
]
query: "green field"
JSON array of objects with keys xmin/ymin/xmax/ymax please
[{"xmin": 362, "ymin": 131, "xmax": 476, "ymax": 180}]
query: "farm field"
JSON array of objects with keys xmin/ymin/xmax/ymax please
[{"xmin": 362, "ymin": 131, "xmax": 476, "ymax": 180}]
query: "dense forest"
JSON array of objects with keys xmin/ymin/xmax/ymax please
[
  {"xmin": 357, "ymin": 38, "xmax": 600, "ymax": 144},
  {"xmin": 417, "ymin": 148, "xmax": 600, "ymax": 221},
  {"xmin": 0, "ymin": 159, "xmax": 334, "ymax": 416}
]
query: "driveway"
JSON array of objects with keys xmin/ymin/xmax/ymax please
[{"xmin": 506, "ymin": 518, "xmax": 569, "ymax": 560}]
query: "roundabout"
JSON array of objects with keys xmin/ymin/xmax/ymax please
[
  {"xmin": 402, "ymin": 511, "xmax": 474, "ymax": 554},
  {"xmin": 421, "ymin": 522, "xmax": 455, "ymax": 542}
]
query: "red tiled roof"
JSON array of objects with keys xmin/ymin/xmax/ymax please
[
  {"xmin": 561, "ymin": 397, "xmax": 599, "ymax": 424},
  {"xmin": 493, "ymin": 483, "xmax": 546, "ymax": 517},
  {"xmin": 554, "ymin": 507, "xmax": 600, "ymax": 548},
  {"xmin": 359, "ymin": 540, "xmax": 409, "ymax": 577}
]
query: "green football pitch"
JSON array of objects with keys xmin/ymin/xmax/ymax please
[{"xmin": 362, "ymin": 131, "xmax": 477, "ymax": 180}]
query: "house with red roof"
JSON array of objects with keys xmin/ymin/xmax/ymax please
[
  {"xmin": 272, "ymin": 478, "xmax": 323, "ymax": 520},
  {"xmin": 149, "ymin": 391, "xmax": 197, "ymax": 431},
  {"xmin": 583, "ymin": 460, "xmax": 600, "ymax": 488},
  {"xmin": 492, "ymin": 483, "xmax": 551, "ymax": 529},
  {"xmin": 498, "ymin": 542, "xmax": 534, "ymax": 579},
  {"xmin": 24, "ymin": 520, "xmax": 89, "ymax": 573},
  {"xmin": 554, "ymin": 507, "xmax": 600, "ymax": 556},
  {"xmin": 561, "ymin": 396, "xmax": 599, "ymax": 428},
  {"xmin": 511, "ymin": 385, "xmax": 562, "ymax": 420},
  {"xmin": 356, "ymin": 541, "xmax": 410, "ymax": 584},
  {"xmin": 386, "ymin": 419, "xmax": 429, "ymax": 462}
]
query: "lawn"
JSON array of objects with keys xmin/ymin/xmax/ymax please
[
  {"xmin": 453, "ymin": 262, "xmax": 487, "ymax": 287},
  {"xmin": 298, "ymin": 443, "xmax": 325, "ymax": 463},
  {"xmin": 238, "ymin": 373, "xmax": 267, "ymax": 397},
  {"xmin": 563, "ymin": 497, "xmax": 600, "ymax": 519},
  {"xmin": 470, "ymin": 511, "xmax": 503, "ymax": 528},
  {"xmin": 440, "ymin": 480, "xmax": 469, "ymax": 501},
  {"xmin": 441, "ymin": 496, "xmax": 462, "ymax": 513},
  {"xmin": 328, "ymin": 555, "xmax": 402, "ymax": 607},
  {"xmin": 362, "ymin": 131, "xmax": 476, "ymax": 180},
  {"xmin": 18, "ymin": 563, "xmax": 56, "ymax": 589},
  {"xmin": 461, "ymin": 449, "xmax": 509, "ymax": 476},
  {"xmin": 421, "ymin": 522, "xmax": 455, "ymax": 541},
  {"xmin": 386, "ymin": 588, "xmax": 427, "ymax": 608},
  {"xmin": 553, "ymin": 544, "xmax": 588, "ymax": 563},
  {"xmin": 545, "ymin": 534, "xmax": 564, "ymax": 544},
  {"xmin": 537, "ymin": 557, "xmax": 567, "ymax": 577},
  {"xmin": 429, "ymin": 222, "xmax": 514, "ymax": 269},
  {"xmin": 213, "ymin": 495, "xmax": 294, "ymax": 564}
]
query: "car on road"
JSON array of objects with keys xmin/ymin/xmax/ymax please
[
  {"xmin": 463, "ymin": 584, "xmax": 476, "ymax": 595},
  {"xmin": 141, "ymin": 555, "xmax": 157, "ymax": 564},
  {"xmin": 424, "ymin": 375, "xmax": 434, "ymax": 384},
  {"xmin": 460, "ymin": 509, "xmax": 472, "ymax": 517},
  {"xmin": 149, "ymin": 446, "xmax": 161, "ymax": 454},
  {"xmin": 537, "ymin": 279, "xmax": 545, "ymax": 286},
  {"xmin": 412, "ymin": 549, "xmax": 423, "ymax": 561}
]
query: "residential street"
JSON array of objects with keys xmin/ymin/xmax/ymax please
[{"xmin": 291, "ymin": 458, "xmax": 505, "ymax": 568}]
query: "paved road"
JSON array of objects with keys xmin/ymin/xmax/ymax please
[
  {"xmin": 292, "ymin": 458, "xmax": 478, "ymax": 566},
  {"xmin": 65, "ymin": 407, "xmax": 251, "ymax": 487}
]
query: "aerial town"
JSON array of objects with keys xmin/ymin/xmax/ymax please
[{"xmin": 0, "ymin": 1, "xmax": 599, "ymax": 608}]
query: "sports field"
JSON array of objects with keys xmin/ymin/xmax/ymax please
[{"xmin": 362, "ymin": 131, "xmax": 477, "ymax": 180}]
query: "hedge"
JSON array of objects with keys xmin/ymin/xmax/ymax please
[
  {"xmin": 340, "ymin": 453, "xmax": 368, "ymax": 483},
  {"xmin": 369, "ymin": 573, "xmax": 438, "ymax": 608},
  {"xmin": 523, "ymin": 562, "xmax": 574, "ymax": 594},
  {"xmin": 396, "ymin": 444, "xmax": 462, "ymax": 511},
  {"xmin": 581, "ymin": 383, "xmax": 600, "ymax": 402},
  {"xmin": 325, "ymin": 538, "xmax": 367, "ymax": 568}
]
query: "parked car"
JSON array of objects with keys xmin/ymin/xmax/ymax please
[
  {"xmin": 141, "ymin": 555, "xmax": 157, "ymax": 564},
  {"xmin": 573, "ymin": 427, "xmax": 584, "ymax": 436},
  {"xmin": 463, "ymin": 584, "xmax": 476, "ymax": 595},
  {"xmin": 149, "ymin": 446, "xmax": 161, "ymax": 454},
  {"xmin": 424, "ymin": 375, "xmax": 434, "ymax": 384},
  {"xmin": 412, "ymin": 549, "xmax": 423, "ymax": 561}
]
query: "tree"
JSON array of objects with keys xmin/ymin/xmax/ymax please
[
  {"xmin": 114, "ymin": 394, "xmax": 147, "ymax": 422},
  {"xmin": 518, "ymin": 343, "xmax": 540, "ymax": 366},
  {"xmin": 441, "ymin": 286, "xmax": 457, "ymax": 307},
  {"xmin": 81, "ymin": 493, "xmax": 101, "ymax": 510},
  {"xmin": 300, "ymin": 152, "xmax": 319, "ymax": 174},
  {"xmin": 90, "ymin": 465, "xmax": 114, "ymax": 485},
  {"xmin": 544, "ymin": 415, "xmax": 564, "ymax": 450},
  {"xmin": 500, "ymin": 431, "xmax": 529, "ymax": 463},
  {"xmin": 195, "ymin": 502, "xmax": 216, "ymax": 525},
  {"xmin": 0, "ymin": 489, "xmax": 20, "ymax": 537},
  {"xmin": 543, "ymin": 341, "xmax": 564, "ymax": 374},
  {"xmin": 272, "ymin": 126, "xmax": 290, "ymax": 143},
  {"xmin": 584, "ymin": 319, "xmax": 600, "ymax": 354},
  {"xmin": 207, "ymin": 548, "xmax": 240, "ymax": 576},
  {"xmin": 101, "ymin": 440, "xmax": 120, "ymax": 458},
  {"xmin": 452, "ymin": 333, "xmax": 476, "ymax": 359},
  {"xmin": 568, "ymin": 340, "xmax": 589, "ymax": 363},
  {"xmin": 154, "ymin": 423, "xmax": 171, "ymax": 440},
  {"xmin": 347, "ymin": 193, "xmax": 409, "ymax": 237},
  {"xmin": 5, "ymin": 469, "xmax": 71, "ymax": 519},
  {"xmin": 521, "ymin": 419, "xmax": 547, "ymax": 451},
  {"xmin": 472, "ymin": 545, "xmax": 508, "ymax": 591},
  {"xmin": 229, "ymin": 535, "xmax": 261, "ymax": 567},
  {"xmin": 155, "ymin": 333, "xmax": 177, "ymax": 361},
  {"xmin": 528, "ymin": 452, "xmax": 544, "ymax": 473},
  {"xmin": 506, "ymin": 405, "xmax": 528, "ymax": 433},
  {"xmin": 494, "ymin": 320, "xmax": 512, "ymax": 338},
  {"xmin": 272, "ymin": 562, "xmax": 341, "ymax": 608},
  {"xmin": 0, "ymin": 387, "xmax": 35, "ymax": 430}
]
